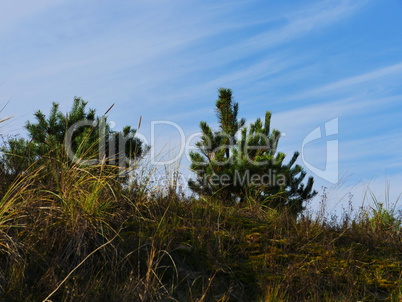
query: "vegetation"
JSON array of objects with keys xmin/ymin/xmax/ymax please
[
  {"xmin": 0, "ymin": 98, "xmax": 147, "ymax": 179},
  {"xmin": 189, "ymin": 88, "xmax": 316, "ymax": 216},
  {"xmin": 0, "ymin": 95, "xmax": 402, "ymax": 301}
]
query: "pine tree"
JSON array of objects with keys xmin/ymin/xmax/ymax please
[
  {"xmin": 189, "ymin": 88, "xmax": 316, "ymax": 216},
  {"xmin": 0, "ymin": 98, "xmax": 147, "ymax": 177}
]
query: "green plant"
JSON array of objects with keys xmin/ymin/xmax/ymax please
[
  {"xmin": 366, "ymin": 185, "xmax": 401, "ymax": 232},
  {"xmin": 0, "ymin": 98, "xmax": 147, "ymax": 179},
  {"xmin": 189, "ymin": 88, "xmax": 316, "ymax": 216}
]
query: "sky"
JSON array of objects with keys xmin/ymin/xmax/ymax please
[{"xmin": 1, "ymin": 0, "xmax": 402, "ymax": 216}]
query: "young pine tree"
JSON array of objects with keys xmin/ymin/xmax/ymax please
[
  {"xmin": 0, "ymin": 98, "xmax": 147, "ymax": 178},
  {"xmin": 189, "ymin": 88, "xmax": 316, "ymax": 216}
]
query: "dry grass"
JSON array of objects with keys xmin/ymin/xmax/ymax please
[{"xmin": 0, "ymin": 144, "xmax": 401, "ymax": 301}]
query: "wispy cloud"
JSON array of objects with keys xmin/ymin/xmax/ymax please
[
  {"xmin": 0, "ymin": 0, "xmax": 66, "ymax": 34},
  {"xmin": 1, "ymin": 0, "xmax": 369, "ymax": 119},
  {"xmin": 209, "ymin": 0, "xmax": 368, "ymax": 60},
  {"xmin": 282, "ymin": 62, "xmax": 402, "ymax": 103}
]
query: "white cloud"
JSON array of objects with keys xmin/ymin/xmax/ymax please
[
  {"xmin": 211, "ymin": 0, "xmax": 368, "ymax": 60},
  {"xmin": 0, "ymin": 0, "xmax": 66, "ymax": 33},
  {"xmin": 281, "ymin": 62, "xmax": 402, "ymax": 102},
  {"xmin": 310, "ymin": 174, "xmax": 402, "ymax": 218}
]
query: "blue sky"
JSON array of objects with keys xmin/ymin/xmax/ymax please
[{"xmin": 1, "ymin": 0, "xmax": 402, "ymax": 214}]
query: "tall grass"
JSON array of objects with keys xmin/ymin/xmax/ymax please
[{"xmin": 0, "ymin": 140, "xmax": 402, "ymax": 301}]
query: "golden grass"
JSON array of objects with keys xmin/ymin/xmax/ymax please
[{"xmin": 0, "ymin": 144, "xmax": 401, "ymax": 301}]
